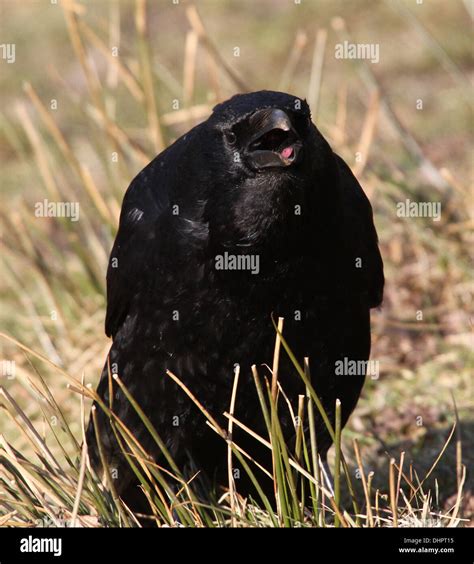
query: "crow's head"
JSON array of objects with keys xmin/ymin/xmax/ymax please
[
  {"xmin": 217, "ymin": 107, "xmax": 305, "ymax": 172},
  {"xmin": 210, "ymin": 90, "xmax": 321, "ymax": 174},
  {"xmin": 198, "ymin": 91, "xmax": 338, "ymax": 254}
]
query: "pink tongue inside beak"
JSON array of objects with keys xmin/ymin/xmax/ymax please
[{"xmin": 281, "ymin": 146, "xmax": 294, "ymax": 159}]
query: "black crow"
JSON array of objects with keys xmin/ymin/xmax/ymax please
[{"xmin": 86, "ymin": 90, "xmax": 384, "ymax": 508}]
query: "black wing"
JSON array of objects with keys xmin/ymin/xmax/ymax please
[
  {"xmin": 105, "ymin": 119, "xmax": 211, "ymax": 338},
  {"xmin": 335, "ymin": 153, "xmax": 384, "ymax": 308},
  {"xmin": 105, "ymin": 132, "xmax": 197, "ymax": 338},
  {"xmin": 105, "ymin": 158, "xmax": 167, "ymax": 338}
]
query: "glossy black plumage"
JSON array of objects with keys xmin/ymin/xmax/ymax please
[{"xmin": 86, "ymin": 90, "xmax": 384, "ymax": 506}]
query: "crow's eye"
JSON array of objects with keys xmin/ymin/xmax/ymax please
[
  {"xmin": 290, "ymin": 112, "xmax": 311, "ymax": 133},
  {"xmin": 225, "ymin": 131, "xmax": 237, "ymax": 145},
  {"xmin": 299, "ymin": 113, "xmax": 311, "ymax": 128}
]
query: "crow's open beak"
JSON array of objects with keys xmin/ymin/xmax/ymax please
[{"xmin": 246, "ymin": 108, "xmax": 302, "ymax": 169}]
